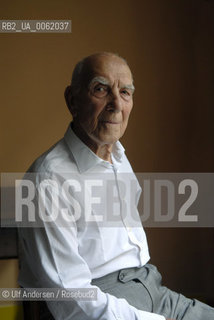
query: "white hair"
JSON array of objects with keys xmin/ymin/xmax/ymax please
[{"xmin": 70, "ymin": 52, "xmax": 131, "ymax": 98}]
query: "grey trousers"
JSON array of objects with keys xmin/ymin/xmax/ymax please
[{"xmin": 92, "ymin": 263, "xmax": 214, "ymax": 320}]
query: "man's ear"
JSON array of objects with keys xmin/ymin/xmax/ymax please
[{"xmin": 64, "ymin": 85, "xmax": 77, "ymax": 117}]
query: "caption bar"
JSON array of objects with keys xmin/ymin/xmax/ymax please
[
  {"xmin": 0, "ymin": 288, "xmax": 97, "ymax": 301},
  {"xmin": 0, "ymin": 20, "xmax": 71, "ymax": 33}
]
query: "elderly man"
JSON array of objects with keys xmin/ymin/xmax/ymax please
[{"xmin": 18, "ymin": 52, "xmax": 214, "ymax": 320}]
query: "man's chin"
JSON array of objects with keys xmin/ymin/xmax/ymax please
[
  {"xmin": 99, "ymin": 136, "xmax": 120, "ymax": 146},
  {"xmin": 98, "ymin": 129, "xmax": 123, "ymax": 143}
]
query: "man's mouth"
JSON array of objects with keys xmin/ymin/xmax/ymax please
[{"xmin": 100, "ymin": 120, "xmax": 120, "ymax": 125}]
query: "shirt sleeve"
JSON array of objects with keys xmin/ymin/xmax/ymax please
[{"xmin": 18, "ymin": 176, "xmax": 166, "ymax": 320}]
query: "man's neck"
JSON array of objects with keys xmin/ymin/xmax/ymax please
[
  {"xmin": 72, "ymin": 122, "xmax": 113, "ymax": 163},
  {"xmin": 94, "ymin": 144, "xmax": 113, "ymax": 163}
]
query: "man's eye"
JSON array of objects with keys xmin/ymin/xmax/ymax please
[
  {"xmin": 95, "ymin": 86, "xmax": 105, "ymax": 92},
  {"xmin": 121, "ymin": 89, "xmax": 132, "ymax": 96},
  {"xmin": 121, "ymin": 90, "xmax": 129, "ymax": 95},
  {"xmin": 92, "ymin": 85, "xmax": 108, "ymax": 97}
]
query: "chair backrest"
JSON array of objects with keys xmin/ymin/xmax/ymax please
[
  {"xmin": 23, "ymin": 300, "xmax": 55, "ymax": 320},
  {"xmin": 22, "ymin": 301, "xmax": 40, "ymax": 320}
]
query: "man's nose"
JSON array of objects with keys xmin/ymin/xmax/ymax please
[{"xmin": 106, "ymin": 90, "xmax": 122, "ymax": 112}]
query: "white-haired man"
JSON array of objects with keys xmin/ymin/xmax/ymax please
[{"xmin": 18, "ymin": 52, "xmax": 214, "ymax": 320}]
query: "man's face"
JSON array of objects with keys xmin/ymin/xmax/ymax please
[{"xmin": 73, "ymin": 54, "xmax": 134, "ymax": 148}]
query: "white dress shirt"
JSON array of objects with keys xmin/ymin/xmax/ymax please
[{"xmin": 18, "ymin": 123, "xmax": 165, "ymax": 320}]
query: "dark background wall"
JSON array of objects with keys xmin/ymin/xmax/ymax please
[{"xmin": 1, "ymin": 0, "xmax": 214, "ymax": 307}]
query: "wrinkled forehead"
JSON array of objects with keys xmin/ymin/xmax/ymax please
[{"xmin": 81, "ymin": 54, "xmax": 133, "ymax": 88}]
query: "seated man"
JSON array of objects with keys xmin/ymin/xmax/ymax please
[{"xmin": 18, "ymin": 52, "xmax": 214, "ymax": 320}]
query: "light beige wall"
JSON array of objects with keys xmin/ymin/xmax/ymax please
[{"xmin": 1, "ymin": 0, "xmax": 214, "ymax": 305}]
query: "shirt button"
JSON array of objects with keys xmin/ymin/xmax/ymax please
[{"xmin": 119, "ymin": 273, "xmax": 124, "ymax": 280}]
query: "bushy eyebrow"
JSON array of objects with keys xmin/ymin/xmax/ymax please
[
  {"xmin": 123, "ymin": 84, "xmax": 135, "ymax": 93},
  {"xmin": 89, "ymin": 76, "xmax": 110, "ymax": 88},
  {"xmin": 89, "ymin": 76, "xmax": 135, "ymax": 93}
]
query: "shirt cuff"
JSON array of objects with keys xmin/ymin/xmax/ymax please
[{"xmin": 138, "ymin": 310, "xmax": 166, "ymax": 320}]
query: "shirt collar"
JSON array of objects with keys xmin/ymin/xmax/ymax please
[{"xmin": 64, "ymin": 123, "xmax": 125, "ymax": 173}]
